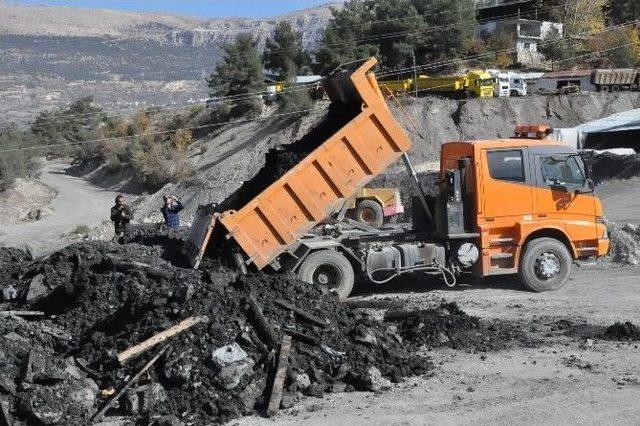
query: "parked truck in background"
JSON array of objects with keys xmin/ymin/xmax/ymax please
[
  {"xmin": 185, "ymin": 58, "xmax": 609, "ymax": 301},
  {"xmin": 507, "ymin": 72, "xmax": 527, "ymax": 96},
  {"xmin": 379, "ymin": 70, "xmax": 495, "ymax": 99},
  {"xmin": 488, "ymin": 70, "xmax": 528, "ymax": 97},
  {"xmin": 592, "ymin": 68, "xmax": 639, "ymax": 92},
  {"xmin": 488, "ymin": 70, "xmax": 510, "ymax": 97}
]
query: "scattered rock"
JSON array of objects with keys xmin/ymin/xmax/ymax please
[
  {"xmin": 361, "ymin": 367, "xmax": 391, "ymax": 392},
  {"xmin": 294, "ymin": 373, "xmax": 311, "ymax": 390},
  {"xmin": 303, "ymin": 383, "xmax": 325, "ymax": 398},
  {"xmin": 212, "ymin": 343, "xmax": 248, "ymax": 368},
  {"xmin": 2, "ymin": 285, "xmax": 18, "ymax": 302},
  {"xmin": 215, "ymin": 358, "xmax": 255, "ymax": 390},
  {"xmin": 438, "ymin": 332, "xmax": 450, "ymax": 344},
  {"xmin": 25, "ymin": 274, "xmax": 48, "ymax": 303},
  {"xmin": 126, "ymin": 383, "xmax": 167, "ymax": 414},
  {"xmin": 352, "ymin": 325, "xmax": 378, "ymax": 346}
]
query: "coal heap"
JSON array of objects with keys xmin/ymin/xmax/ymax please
[
  {"xmin": 0, "ymin": 239, "xmax": 525, "ymax": 425},
  {"xmin": 214, "ymin": 104, "xmax": 360, "ymax": 213}
]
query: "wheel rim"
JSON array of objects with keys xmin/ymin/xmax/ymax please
[
  {"xmin": 358, "ymin": 207, "xmax": 376, "ymax": 224},
  {"xmin": 534, "ymin": 252, "xmax": 561, "ymax": 280},
  {"xmin": 313, "ymin": 264, "xmax": 341, "ymax": 289}
]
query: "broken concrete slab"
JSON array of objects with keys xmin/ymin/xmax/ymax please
[{"xmin": 215, "ymin": 358, "xmax": 255, "ymax": 390}]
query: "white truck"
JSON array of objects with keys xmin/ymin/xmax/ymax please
[
  {"xmin": 507, "ymin": 72, "xmax": 527, "ymax": 96},
  {"xmin": 487, "ymin": 70, "xmax": 528, "ymax": 97},
  {"xmin": 488, "ymin": 70, "xmax": 510, "ymax": 97}
]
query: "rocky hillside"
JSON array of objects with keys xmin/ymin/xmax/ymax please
[
  {"xmin": 0, "ymin": 3, "xmax": 338, "ymax": 124},
  {"xmin": 126, "ymin": 92, "xmax": 640, "ymax": 224},
  {"xmin": 0, "ymin": 3, "xmax": 336, "ymax": 47}
]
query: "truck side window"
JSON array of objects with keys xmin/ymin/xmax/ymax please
[
  {"xmin": 487, "ymin": 150, "xmax": 525, "ymax": 182},
  {"xmin": 539, "ymin": 155, "xmax": 586, "ymax": 187}
]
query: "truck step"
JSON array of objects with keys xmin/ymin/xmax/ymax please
[
  {"xmin": 490, "ymin": 237, "xmax": 515, "ymax": 245},
  {"xmin": 490, "ymin": 253, "xmax": 513, "ymax": 260}
]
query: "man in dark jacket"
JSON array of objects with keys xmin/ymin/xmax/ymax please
[
  {"xmin": 110, "ymin": 195, "xmax": 133, "ymax": 241},
  {"xmin": 161, "ymin": 195, "xmax": 184, "ymax": 229}
]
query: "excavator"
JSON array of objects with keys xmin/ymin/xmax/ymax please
[{"xmin": 183, "ymin": 58, "xmax": 609, "ymax": 300}]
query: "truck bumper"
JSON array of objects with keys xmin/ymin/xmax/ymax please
[{"xmin": 597, "ymin": 237, "xmax": 610, "ymax": 257}]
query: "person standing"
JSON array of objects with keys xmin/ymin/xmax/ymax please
[
  {"xmin": 110, "ymin": 195, "xmax": 133, "ymax": 241},
  {"xmin": 161, "ymin": 195, "xmax": 184, "ymax": 229}
]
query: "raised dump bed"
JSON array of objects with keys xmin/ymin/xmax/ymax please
[{"xmin": 185, "ymin": 58, "xmax": 413, "ymax": 269}]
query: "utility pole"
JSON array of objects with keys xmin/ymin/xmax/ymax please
[{"xmin": 411, "ymin": 50, "xmax": 418, "ymax": 98}]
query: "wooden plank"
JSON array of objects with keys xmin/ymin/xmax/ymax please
[
  {"xmin": 274, "ymin": 299, "xmax": 329, "ymax": 328},
  {"xmin": 0, "ymin": 311, "xmax": 44, "ymax": 317},
  {"xmin": 266, "ymin": 335, "xmax": 293, "ymax": 417},
  {"xmin": 92, "ymin": 346, "xmax": 169, "ymax": 422},
  {"xmin": 245, "ymin": 297, "xmax": 279, "ymax": 349},
  {"xmin": 0, "ymin": 398, "xmax": 12, "ymax": 426},
  {"xmin": 117, "ymin": 316, "xmax": 208, "ymax": 364}
]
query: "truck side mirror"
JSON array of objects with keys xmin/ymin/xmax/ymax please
[{"xmin": 574, "ymin": 178, "xmax": 595, "ymax": 194}]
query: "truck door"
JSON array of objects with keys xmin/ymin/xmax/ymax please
[
  {"xmin": 483, "ymin": 148, "xmax": 534, "ymax": 220},
  {"xmin": 532, "ymin": 153, "xmax": 597, "ymax": 241}
]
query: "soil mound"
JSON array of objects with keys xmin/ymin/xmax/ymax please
[
  {"xmin": 603, "ymin": 322, "xmax": 640, "ymax": 341},
  {"xmin": 606, "ymin": 222, "xmax": 640, "ymax": 265}
]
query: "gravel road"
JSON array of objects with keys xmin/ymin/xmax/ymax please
[
  {"xmin": 237, "ymin": 265, "xmax": 640, "ymax": 426},
  {"xmin": 0, "ymin": 161, "xmax": 122, "ymax": 255}
]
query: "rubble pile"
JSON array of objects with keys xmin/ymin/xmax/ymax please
[
  {"xmin": 386, "ymin": 302, "xmax": 534, "ymax": 352},
  {"xmin": 0, "ymin": 239, "xmax": 530, "ymax": 425},
  {"xmin": 606, "ymin": 222, "xmax": 640, "ymax": 265}
]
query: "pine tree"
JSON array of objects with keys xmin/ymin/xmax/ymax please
[
  {"xmin": 264, "ymin": 21, "xmax": 310, "ymax": 80},
  {"xmin": 207, "ymin": 34, "xmax": 264, "ymax": 118}
]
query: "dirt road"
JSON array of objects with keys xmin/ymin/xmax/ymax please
[
  {"xmin": 237, "ymin": 265, "xmax": 640, "ymax": 425},
  {"xmin": 0, "ymin": 161, "xmax": 122, "ymax": 255}
]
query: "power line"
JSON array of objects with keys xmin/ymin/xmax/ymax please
[
  {"xmin": 377, "ymin": 19, "xmax": 640, "ymax": 78},
  {"xmin": 23, "ymin": 7, "xmax": 558, "ymax": 125}
]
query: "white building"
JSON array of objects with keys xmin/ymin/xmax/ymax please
[{"xmin": 478, "ymin": 18, "xmax": 564, "ymax": 67}]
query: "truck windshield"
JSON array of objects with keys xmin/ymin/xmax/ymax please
[
  {"xmin": 477, "ymin": 79, "xmax": 494, "ymax": 86},
  {"xmin": 539, "ymin": 155, "xmax": 586, "ymax": 186}
]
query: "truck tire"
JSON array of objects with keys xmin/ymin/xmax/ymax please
[
  {"xmin": 355, "ymin": 199, "xmax": 384, "ymax": 228},
  {"xmin": 297, "ymin": 250, "xmax": 355, "ymax": 301},
  {"xmin": 518, "ymin": 237, "xmax": 572, "ymax": 292}
]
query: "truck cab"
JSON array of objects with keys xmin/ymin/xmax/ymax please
[
  {"xmin": 507, "ymin": 72, "xmax": 527, "ymax": 96},
  {"xmin": 467, "ymin": 70, "xmax": 495, "ymax": 98},
  {"xmin": 487, "ymin": 70, "xmax": 510, "ymax": 97},
  {"xmin": 438, "ymin": 125, "xmax": 608, "ymax": 291}
]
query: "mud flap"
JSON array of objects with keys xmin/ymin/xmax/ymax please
[{"xmin": 184, "ymin": 206, "xmax": 219, "ymax": 269}]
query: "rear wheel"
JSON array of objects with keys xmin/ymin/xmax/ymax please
[
  {"xmin": 518, "ymin": 237, "xmax": 572, "ymax": 292},
  {"xmin": 355, "ymin": 199, "xmax": 385, "ymax": 228},
  {"xmin": 297, "ymin": 250, "xmax": 355, "ymax": 301}
]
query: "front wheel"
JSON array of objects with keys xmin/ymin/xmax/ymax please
[
  {"xmin": 518, "ymin": 237, "xmax": 572, "ymax": 292},
  {"xmin": 297, "ymin": 250, "xmax": 355, "ymax": 301}
]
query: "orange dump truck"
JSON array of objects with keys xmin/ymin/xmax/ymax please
[{"xmin": 184, "ymin": 58, "xmax": 609, "ymax": 300}]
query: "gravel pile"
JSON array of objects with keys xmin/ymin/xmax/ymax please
[{"xmin": 606, "ymin": 222, "xmax": 640, "ymax": 265}]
